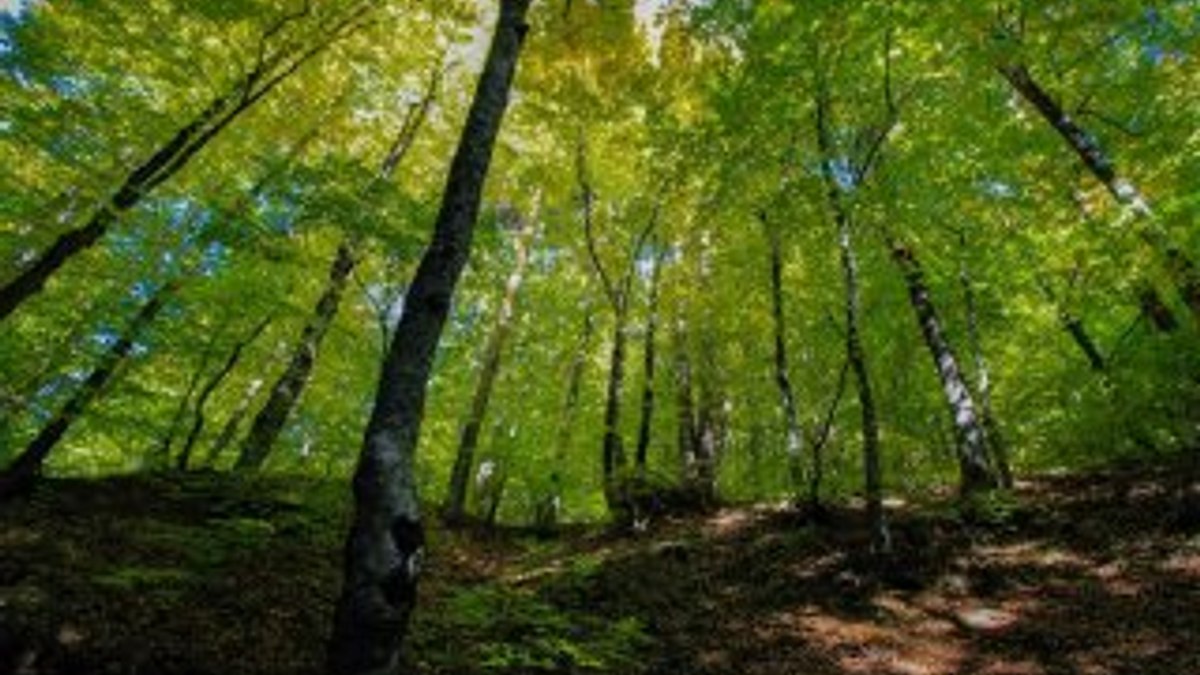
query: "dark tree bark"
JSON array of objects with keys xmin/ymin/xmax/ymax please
[
  {"xmin": 959, "ymin": 231, "xmax": 1013, "ymax": 488},
  {"xmin": 815, "ymin": 86, "xmax": 890, "ymax": 554},
  {"xmin": 1065, "ymin": 314, "xmax": 1108, "ymax": 373},
  {"xmin": 809, "ymin": 358, "xmax": 850, "ymax": 506},
  {"xmin": 1038, "ymin": 279, "xmax": 1108, "ymax": 373},
  {"xmin": 202, "ymin": 378, "xmax": 266, "ymax": 468},
  {"xmin": 444, "ymin": 199, "xmax": 539, "ymax": 524},
  {"xmin": 602, "ymin": 308, "xmax": 630, "ymax": 486},
  {"xmin": 836, "ymin": 214, "xmax": 887, "ymax": 554},
  {"xmin": 327, "ymin": 2, "xmax": 531, "ymax": 673},
  {"xmin": 999, "ymin": 63, "xmax": 1200, "ymax": 320},
  {"xmin": 236, "ymin": 86, "xmax": 434, "ymax": 472},
  {"xmin": 235, "ymin": 241, "xmax": 356, "ymax": 471},
  {"xmin": 1139, "ymin": 285, "xmax": 1178, "ymax": 333},
  {"xmin": 673, "ymin": 319, "xmax": 700, "ymax": 484},
  {"xmin": 0, "ymin": 283, "xmax": 176, "ymax": 500},
  {"xmin": 156, "ymin": 349, "xmax": 214, "ymax": 465},
  {"xmin": 178, "ymin": 317, "xmax": 272, "ymax": 470},
  {"xmin": 634, "ymin": 247, "xmax": 665, "ymax": 474},
  {"xmin": 535, "ymin": 307, "xmax": 595, "ymax": 532},
  {"xmin": 760, "ymin": 211, "xmax": 806, "ymax": 498},
  {"xmin": 888, "ymin": 240, "xmax": 998, "ymax": 496},
  {"xmin": 0, "ymin": 4, "xmax": 373, "ymax": 323},
  {"xmin": 577, "ymin": 136, "xmax": 660, "ymax": 515}
]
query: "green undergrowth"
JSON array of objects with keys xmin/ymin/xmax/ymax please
[
  {"xmin": 2, "ymin": 455, "xmax": 1195, "ymax": 674},
  {"xmin": 412, "ymin": 582, "xmax": 651, "ymax": 673},
  {"xmin": 0, "ymin": 471, "xmax": 658, "ymax": 675}
]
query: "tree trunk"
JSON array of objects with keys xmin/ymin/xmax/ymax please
[
  {"xmin": 0, "ymin": 283, "xmax": 176, "ymax": 500},
  {"xmin": 444, "ymin": 199, "xmax": 539, "ymax": 523},
  {"xmin": 816, "ymin": 85, "xmax": 889, "ymax": 554},
  {"xmin": 236, "ymin": 241, "xmax": 356, "ymax": 471},
  {"xmin": 838, "ymin": 216, "xmax": 888, "ymax": 554},
  {"xmin": 999, "ymin": 63, "xmax": 1200, "ymax": 320},
  {"xmin": 236, "ymin": 85, "xmax": 432, "ymax": 473},
  {"xmin": 810, "ymin": 358, "xmax": 850, "ymax": 507},
  {"xmin": 959, "ymin": 234, "xmax": 1012, "ymax": 488},
  {"xmin": 1037, "ymin": 279, "xmax": 1109, "ymax": 373},
  {"xmin": 0, "ymin": 6, "xmax": 371, "ymax": 323},
  {"xmin": 1065, "ymin": 313, "xmax": 1108, "ymax": 372},
  {"xmin": 576, "ymin": 134, "xmax": 660, "ymax": 519},
  {"xmin": 535, "ymin": 308, "xmax": 595, "ymax": 532},
  {"xmin": 634, "ymin": 250, "xmax": 664, "ymax": 473},
  {"xmin": 673, "ymin": 321, "xmax": 700, "ymax": 484},
  {"xmin": 602, "ymin": 306, "xmax": 630, "ymax": 503},
  {"xmin": 327, "ymin": 2, "xmax": 530, "ymax": 673},
  {"xmin": 693, "ymin": 388, "xmax": 722, "ymax": 506},
  {"xmin": 156, "ymin": 351, "xmax": 213, "ymax": 465},
  {"xmin": 178, "ymin": 317, "xmax": 272, "ymax": 470},
  {"xmin": 761, "ymin": 212, "xmax": 805, "ymax": 498},
  {"xmin": 1139, "ymin": 285, "xmax": 1178, "ymax": 333},
  {"xmin": 203, "ymin": 377, "xmax": 266, "ymax": 468},
  {"xmin": 889, "ymin": 240, "xmax": 997, "ymax": 496}
]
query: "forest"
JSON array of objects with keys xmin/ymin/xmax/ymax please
[{"xmin": 1, "ymin": 0, "xmax": 1198, "ymax": 673}]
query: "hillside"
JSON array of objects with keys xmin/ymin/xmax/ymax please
[{"xmin": 2, "ymin": 457, "xmax": 1198, "ymax": 675}]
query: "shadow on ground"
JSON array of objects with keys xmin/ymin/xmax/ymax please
[{"xmin": 1, "ymin": 457, "xmax": 1197, "ymax": 674}]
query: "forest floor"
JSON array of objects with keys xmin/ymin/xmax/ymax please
[{"xmin": 1, "ymin": 456, "xmax": 1198, "ymax": 675}]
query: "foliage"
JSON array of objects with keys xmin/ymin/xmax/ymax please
[{"xmin": 0, "ymin": 0, "xmax": 1197, "ymax": 525}]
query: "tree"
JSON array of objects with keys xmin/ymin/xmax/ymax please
[
  {"xmin": 444, "ymin": 195, "xmax": 540, "ymax": 523},
  {"xmin": 577, "ymin": 134, "xmax": 661, "ymax": 516},
  {"xmin": 761, "ymin": 211, "xmax": 806, "ymax": 501},
  {"xmin": 178, "ymin": 316, "xmax": 273, "ymax": 470},
  {"xmin": 0, "ymin": 1, "xmax": 375, "ymax": 322},
  {"xmin": 327, "ymin": 1, "xmax": 532, "ymax": 672},
  {"xmin": 236, "ymin": 76, "xmax": 438, "ymax": 472},
  {"xmin": 0, "ymin": 281, "xmax": 178, "ymax": 500},
  {"xmin": 997, "ymin": 59, "xmax": 1200, "ymax": 321}
]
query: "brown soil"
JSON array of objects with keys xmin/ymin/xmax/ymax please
[{"xmin": 1, "ymin": 458, "xmax": 1197, "ymax": 675}]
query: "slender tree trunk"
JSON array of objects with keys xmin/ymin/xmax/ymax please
[
  {"xmin": 815, "ymin": 83, "xmax": 889, "ymax": 553},
  {"xmin": 1037, "ymin": 279, "xmax": 1109, "ymax": 373},
  {"xmin": 959, "ymin": 235, "xmax": 1012, "ymax": 488},
  {"xmin": 810, "ymin": 358, "xmax": 850, "ymax": 506},
  {"xmin": 156, "ymin": 352, "xmax": 213, "ymax": 465},
  {"xmin": 444, "ymin": 199, "xmax": 539, "ymax": 523},
  {"xmin": 535, "ymin": 308, "xmax": 595, "ymax": 531},
  {"xmin": 693, "ymin": 388, "xmax": 722, "ymax": 506},
  {"xmin": 761, "ymin": 212, "xmax": 806, "ymax": 498},
  {"xmin": 237, "ymin": 81, "xmax": 433, "ymax": 472},
  {"xmin": 178, "ymin": 317, "xmax": 272, "ymax": 470},
  {"xmin": 1139, "ymin": 285, "xmax": 1178, "ymax": 333},
  {"xmin": 327, "ymin": 2, "xmax": 530, "ymax": 672},
  {"xmin": 0, "ymin": 5, "xmax": 372, "ymax": 323},
  {"xmin": 1065, "ymin": 314, "xmax": 1108, "ymax": 372},
  {"xmin": 576, "ymin": 134, "xmax": 660, "ymax": 519},
  {"xmin": 602, "ymin": 306, "xmax": 630, "ymax": 495},
  {"xmin": 203, "ymin": 378, "xmax": 265, "ymax": 468},
  {"xmin": 999, "ymin": 63, "xmax": 1200, "ymax": 320},
  {"xmin": 0, "ymin": 283, "xmax": 176, "ymax": 500},
  {"xmin": 236, "ymin": 241, "xmax": 356, "ymax": 471},
  {"xmin": 634, "ymin": 250, "xmax": 664, "ymax": 473},
  {"xmin": 838, "ymin": 216, "xmax": 888, "ymax": 553},
  {"xmin": 889, "ymin": 240, "xmax": 997, "ymax": 495},
  {"xmin": 999, "ymin": 64, "xmax": 1149, "ymax": 214},
  {"xmin": 673, "ymin": 320, "xmax": 700, "ymax": 484}
]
